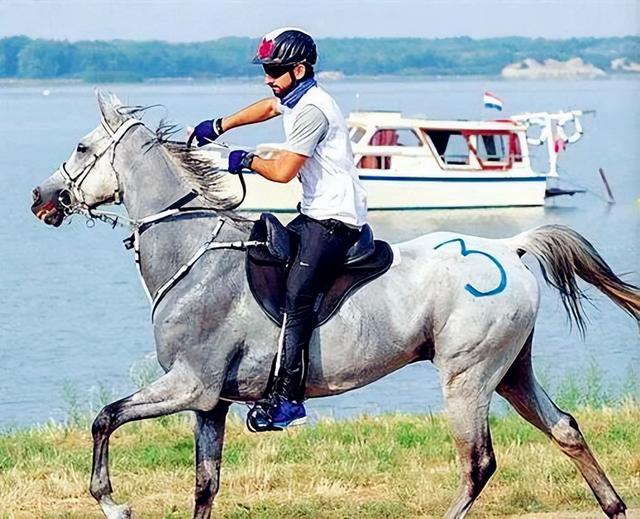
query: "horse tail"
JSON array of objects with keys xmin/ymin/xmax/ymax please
[{"xmin": 505, "ymin": 224, "xmax": 640, "ymax": 334}]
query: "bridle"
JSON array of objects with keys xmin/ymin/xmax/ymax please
[
  {"xmin": 57, "ymin": 117, "xmax": 144, "ymax": 213},
  {"xmin": 56, "ymin": 116, "xmax": 248, "ymax": 225},
  {"xmin": 54, "ymin": 115, "xmax": 257, "ymax": 318}
]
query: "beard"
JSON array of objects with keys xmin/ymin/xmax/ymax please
[
  {"xmin": 270, "ymin": 85, "xmax": 286, "ymax": 99},
  {"xmin": 269, "ymin": 82, "xmax": 295, "ymax": 100}
]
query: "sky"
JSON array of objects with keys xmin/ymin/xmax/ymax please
[{"xmin": 0, "ymin": 0, "xmax": 638, "ymax": 41}]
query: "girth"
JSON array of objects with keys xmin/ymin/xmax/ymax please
[{"xmin": 246, "ymin": 213, "xmax": 393, "ymax": 327}]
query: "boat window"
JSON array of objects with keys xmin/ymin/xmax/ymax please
[
  {"xmin": 350, "ymin": 126, "xmax": 367, "ymax": 144},
  {"xmin": 369, "ymin": 128, "xmax": 422, "ymax": 147},
  {"xmin": 369, "ymin": 129, "xmax": 397, "ymax": 146},
  {"xmin": 423, "ymin": 130, "xmax": 470, "ymax": 165},
  {"xmin": 476, "ymin": 133, "xmax": 523, "ymax": 163},
  {"xmin": 358, "ymin": 155, "xmax": 390, "ymax": 170},
  {"xmin": 396, "ymin": 129, "xmax": 423, "ymax": 146},
  {"xmin": 477, "ymin": 134, "xmax": 507, "ymax": 162}
]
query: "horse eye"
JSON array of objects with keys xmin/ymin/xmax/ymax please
[{"xmin": 76, "ymin": 143, "xmax": 88, "ymax": 153}]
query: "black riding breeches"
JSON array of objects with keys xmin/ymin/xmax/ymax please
[{"xmin": 278, "ymin": 213, "xmax": 360, "ymax": 401}]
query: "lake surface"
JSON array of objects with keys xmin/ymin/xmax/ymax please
[{"xmin": 0, "ymin": 78, "xmax": 638, "ymax": 428}]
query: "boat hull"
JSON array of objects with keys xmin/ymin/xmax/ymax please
[{"xmin": 236, "ymin": 172, "xmax": 548, "ymax": 211}]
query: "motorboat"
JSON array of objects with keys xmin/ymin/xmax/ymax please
[{"xmin": 204, "ymin": 109, "xmax": 588, "ymax": 211}]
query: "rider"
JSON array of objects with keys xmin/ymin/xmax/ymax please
[{"xmin": 190, "ymin": 27, "xmax": 367, "ymax": 430}]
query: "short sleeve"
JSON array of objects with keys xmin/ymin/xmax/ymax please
[{"xmin": 286, "ymin": 104, "xmax": 329, "ymax": 157}]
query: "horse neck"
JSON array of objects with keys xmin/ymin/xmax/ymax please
[
  {"xmin": 114, "ymin": 127, "xmax": 247, "ymax": 299},
  {"xmin": 117, "ymin": 128, "xmax": 189, "ymax": 220}
]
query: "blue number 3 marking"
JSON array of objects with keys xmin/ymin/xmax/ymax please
[{"xmin": 434, "ymin": 238, "xmax": 507, "ymax": 297}]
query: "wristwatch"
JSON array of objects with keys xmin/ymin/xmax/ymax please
[
  {"xmin": 240, "ymin": 152, "xmax": 255, "ymax": 170},
  {"xmin": 213, "ymin": 117, "xmax": 225, "ymax": 137}
]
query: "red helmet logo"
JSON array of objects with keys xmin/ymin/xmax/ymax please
[{"xmin": 257, "ymin": 38, "xmax": 275, "ymax": 60}]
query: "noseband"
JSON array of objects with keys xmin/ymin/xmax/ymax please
[{"xmin": 57, "ymin": 117, "xmax": 144, "ymax": 211}]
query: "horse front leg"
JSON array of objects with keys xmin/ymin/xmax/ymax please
[
  {"xmin": 90, "ymin": 365, "xmax": 205, "ymax": 519},
  {"xmin": 194, "ymin": 402, "xmax": 231, "ymax": 519}
]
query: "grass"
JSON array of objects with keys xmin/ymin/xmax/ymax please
[
  {"xmin": 1, "ymin": 361, "xmax": 636, "ymax": 517},
  {"xmin": 0, "ymin": 403, "xmax": 638, "ymax": 518}
]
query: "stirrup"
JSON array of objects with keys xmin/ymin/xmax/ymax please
[{"xmin": 246, "ymin": 401, "xmax": 282, "ymax": 433}]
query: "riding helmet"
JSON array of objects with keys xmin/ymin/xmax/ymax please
[{"xmin": 252, "ymin": 27, "xmax": 317, "ymax": 66}]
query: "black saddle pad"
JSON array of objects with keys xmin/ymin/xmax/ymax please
[{"xmin": 246, "ymin": 218, "xmax": 393, "ymax": 327}]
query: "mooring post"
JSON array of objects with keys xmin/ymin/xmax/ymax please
[{"xmin": 598, "ymin": 168, "xmax": 615, "ymax": 204}]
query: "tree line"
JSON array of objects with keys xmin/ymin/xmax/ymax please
[{"xmin": 1, "ymin": 36, "xmax": 638, "ymax": 81}]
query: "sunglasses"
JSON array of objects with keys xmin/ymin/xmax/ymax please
[{"xmin": 262, "ymin": 64, "xmax": 296, "ymax": 79}]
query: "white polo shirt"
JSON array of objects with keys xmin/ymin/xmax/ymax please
[{"xmin": 278, "ymin": 86, "xmax": 367, "ymax": 228}]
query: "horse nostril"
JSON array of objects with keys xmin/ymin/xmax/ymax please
[{"xmin": 32, "ymin": 187, "xmax": 41, "ymax": 204}]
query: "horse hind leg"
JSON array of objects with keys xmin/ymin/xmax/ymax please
[
  {"xmin": 90, "ymin": 365, "xmax": 205, "ymax": 519},
  {"xmin": 496, "ymin": 332, "xmax": 627, "ymax": 519},
  {"xmin": 440, "ymin": 371, "xmax": 497, "ymax": 519}
]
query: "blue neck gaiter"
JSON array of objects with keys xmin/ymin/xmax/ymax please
[{"xmin": 281, "ymin": 78, "xmax": 317, "ymax": 108}]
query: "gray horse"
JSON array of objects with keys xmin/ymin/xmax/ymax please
[{"xmin": 31, "ymin": 93, "xmax": 639, "ymax": 519}]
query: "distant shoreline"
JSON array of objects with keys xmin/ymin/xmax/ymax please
[
  {"xmin": 2, "ymin": 35, "xmax": 638, "ymax": 83},
  {"xmin": 1, "ymin": 73, "xmax": 638, "ymax": 86}
]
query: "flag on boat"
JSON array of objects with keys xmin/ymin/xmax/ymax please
[{"xmin": 483, "ymin": 92, "xmax": 503, "ymax": 111}]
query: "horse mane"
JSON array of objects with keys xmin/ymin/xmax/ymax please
[
  {"xmin": 153, "ymin": 121, "xmax": 240, "ymax": 207},
  {"xmin": 117, "ymin": 103, "xmax": 252, "ymax": 227}
]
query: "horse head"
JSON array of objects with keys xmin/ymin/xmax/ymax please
[{"xmin": 31, "ymin": 91, "xmax": 143, "ymax": 226}]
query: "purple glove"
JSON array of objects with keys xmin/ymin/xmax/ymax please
[
  {"xmin": 187, "ymin": 117, "xmax": 224, "ymax": 148},
  {"xmin": 228, "ymin": 150, "xmax": 255, "ymax": 174}
]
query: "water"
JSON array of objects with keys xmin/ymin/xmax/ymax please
[{"xmin": 0, "ymin": 78, "xmax": 638, "ymax": 428}]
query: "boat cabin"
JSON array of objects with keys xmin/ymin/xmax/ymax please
[{"xmin": 347, "ymin": 111, "xmax": 531, "ymax": 175}]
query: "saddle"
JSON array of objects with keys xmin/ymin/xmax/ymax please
[{"xmin": 246, "ymin": 213, "xmax": 393, "ymax": 327}]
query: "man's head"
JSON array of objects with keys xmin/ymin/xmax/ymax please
[{"xmin": 252, "ymin": 28, "xmax": 317, "ymax": 99}]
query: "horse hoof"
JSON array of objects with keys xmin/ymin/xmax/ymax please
[
  {"xmin": 101, "ymin": 502, "xmax": 133, "ymax": 519},
  {"xmin": 114, "ymin": 504, "xmax": 132, "ymax": 519}
]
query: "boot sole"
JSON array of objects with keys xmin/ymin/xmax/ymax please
[{"xmin": 271, "ymin": 415, "xmax": 308, "ymax": 429}]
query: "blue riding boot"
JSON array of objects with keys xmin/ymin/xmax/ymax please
[
  {"xmin": 246, "ymin": 368, "xmax": 307, "ymax": 432},
  {"xmin": 269, "ymin": 398, "xmax": 307, "ymax": 429},
  {"xmin": 270, "ymin": 367, "xmax": 307, "ymax": 428}
]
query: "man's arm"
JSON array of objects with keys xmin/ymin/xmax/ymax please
[
  {"xmin": 221, "ymin": 98, "xmax": 281, "ymax": 132},
  {"xmin": 249, "ymin": 104, "xmax": 328, "ymax": 183},
  {"xmin": 189, "ymin": 98, "xmax": 281, "ymax": 147},
  {"xmin": 250, "ymin": 152, "xmax": 308, "ymax": 183}
]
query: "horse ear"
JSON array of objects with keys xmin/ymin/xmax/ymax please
[{"xmin": 96, "ymin": 90, "xmax": 127, "ymax": 128}]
